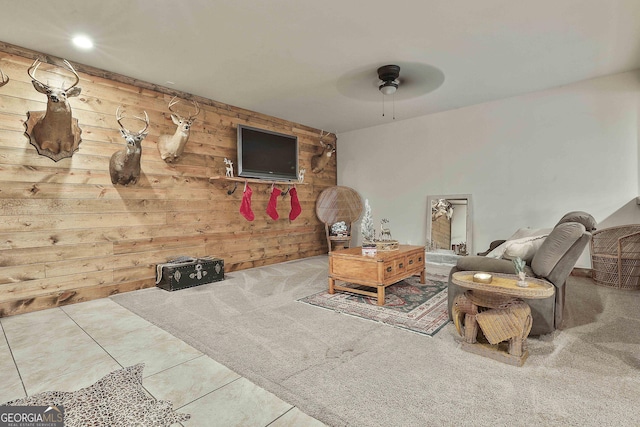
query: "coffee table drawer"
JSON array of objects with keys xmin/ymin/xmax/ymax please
[
  {"xmin": 406, "ymin": 252, "xmax": 424, "ymax": 270},
  {"xmin": 383, "ymin": 256, "xmax": 406, "ymax": 280}
]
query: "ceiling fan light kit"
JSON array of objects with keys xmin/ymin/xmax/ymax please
[{"xmin": 379, "ymin": 80, "xmax": 399, "ymax": 95}]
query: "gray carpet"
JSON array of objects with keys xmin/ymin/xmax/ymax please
[{"xmin": 112, "ymin": 256, "xmax": 640, "ymax": 427}]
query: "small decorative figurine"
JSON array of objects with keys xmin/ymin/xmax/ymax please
[
  {"xmin": 380, "ymin": 218, "xmax": 392, "ymax": 241},
  {"xmin": 224, "ymin": 158, "xmax": 234, "ymax": 177},
  {"xmin": 457, "ymin": 242, "xmax": 467, "ymax": 256},
  {"xmin": 298, "ymin": 168, "xmax": 306, "ymax": 183}
]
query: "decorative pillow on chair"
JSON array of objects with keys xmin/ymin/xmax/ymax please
[
  {"xmin": 502, "ymin": 234, "xmax": 548, "ymax": 262},
  {"xmin": 485, "ymin": 228, "xmax": 551, "ymax": 259},
  {"xmin": 485, "ymin": 228, "xmax": 533, "ymax": 258}
]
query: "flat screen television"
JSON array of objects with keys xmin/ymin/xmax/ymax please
[{"xmin": 237, "ymin": 124, "xmax": 298, "ymax": 181}]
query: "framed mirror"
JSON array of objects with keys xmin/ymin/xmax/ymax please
[{"xmin": 426, "ymin": 194, "xmax": 472, "ymax": 256}]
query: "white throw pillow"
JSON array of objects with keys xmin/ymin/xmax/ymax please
[
  {"xmin": 502, "ymin": 235, "xmax": 548, "ymax": 262},
  {"xmin": 485, "ymin": 228, "xmax": 534, "ymax": 258},
  {"xmin": 485, "ymin": 227, "xmax": 551, "ymax": 259},
  {"xmin": 484, "ymin": 242, "xmax": 508, "ymax": 259}
]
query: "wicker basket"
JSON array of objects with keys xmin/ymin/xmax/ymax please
[
  {"xmin": 376, "ymin": 240, "xmax": 399, "ymax": 251},
  {"xmin": 590, "ymin": 225, "xmax": 640, "ymax": 290}
]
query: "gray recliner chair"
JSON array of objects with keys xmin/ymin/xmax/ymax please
[{"xmin": 447, "ymin": 211, "xmax": 597, "ymax": 336}]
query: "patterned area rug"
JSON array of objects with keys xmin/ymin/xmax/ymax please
[
  {"xmin": 2, "ymin": 364, "xmax": 189, "ymax": 427},
  {"xmin": 299, "ymin": 276, "xmax": 450, "ymax": 336}
]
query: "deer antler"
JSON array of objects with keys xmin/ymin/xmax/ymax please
[
  {"xmin": 168, "ymin": 96, "xmax": 180, "ymax": 115},
  {"xmin": 61, "ymin": 59, "xmax": 80, "ymax": 91},
  {"xmin": 0, "ymin": 66, "xmax": 8, "ymax": 87},
  {"xmin": 27, "ymin": 58, "xmax": 80, "ymax": 90},
  {"xmin": 116, "ymin": 105, "xmax": 130, "ymax": 134},
  {"xmin": 116, "ymin": 106, "xmax": 150, "ymax": 136},
  {"xmin": 319, "ymin": 130, "xmax": 333, "ymax": 147},
  {"xmin": 168, "ymin": 96, "xmax": 200, "ymax": 120},
  {"xmin": 27, "ymin": 58, "xmax": 44, "ymax": 86},
  {"xmin": 134, "ymin": 111, "xmax": 150, "ymax": 135},
  {"xmin": 188, "ymin": 100, "xmax": 200, "ymax": 120}
]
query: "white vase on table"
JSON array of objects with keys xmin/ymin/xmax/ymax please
[{"xmin": 517, "ymin": 271, "xmax": 528, "ymax": 287}]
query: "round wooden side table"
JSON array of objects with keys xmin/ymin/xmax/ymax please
[{"xmin": 451, "ymin": 271, "xmax": 555, "ymax": 366}]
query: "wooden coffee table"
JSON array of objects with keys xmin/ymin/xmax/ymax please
[
  {"xmin": 451, "ymin": 271, "xmax": 555, "ymax": 366},
  {"xmin": 328, "ymin": 245, "xmax": 425, "ymax": 306}
]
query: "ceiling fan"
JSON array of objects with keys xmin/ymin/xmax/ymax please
[
  {"xmin": 377, "ymin": 65, "xmax": 401, "ymax": 95},
  {"xmin": 376, "ymin": 64, "xmax": 402, "ymax": 118},
  {"xmin": 335, "ymin": 62, "xmax": 445, "ymax": 103}
]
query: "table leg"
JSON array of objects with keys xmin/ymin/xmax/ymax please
[
  {"xmin": 420, "ymin": 268, "xmax": 426, "ymax": 284},
  {"xmin": 377, "ymin": 285, "xmax": 385, "ymax": 306},
  {"xmin": 464, "ymin": 313, "xmax": 478, "ymax": 344},
  {"xmin": 328, "ymin": 277, "xmax": 335, "ymax": 294},
  {"xmin": 509, "ymin": 337, "xmax": 525, "ymax": 357}
]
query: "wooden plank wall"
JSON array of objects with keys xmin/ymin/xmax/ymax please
[{"xmin": 0, "ymin": 45, "xmax": 336, "ymax": 317}]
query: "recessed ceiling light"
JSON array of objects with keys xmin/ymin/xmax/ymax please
[{"xmin": 72, "ymin": 35, "xmax": 93, "ymax": 50}]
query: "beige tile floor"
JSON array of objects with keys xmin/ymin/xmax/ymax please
[{"xmin": 0, "ymin": 298, "xmax": 326, "ymax": 427}]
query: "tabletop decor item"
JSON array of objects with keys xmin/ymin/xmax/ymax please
[
  {"xmin": 472, "ymin": 272, "xmax": 493, "ymax": 284},
  {"xmin": 360, "ymin": 199, "xmax": 377, "ymax": 255},
  {"xmin": 513, "ymin": 257, "xmax": 527, "ymax": 287},
  {"xmin": 331, "ymin": 221, "xmax": 348, "ymax": 236},
  {"xmin": 361, "ymin": 199, "xmax": 375, "ymax": 242},
  {"xmin": 376, "ymin": 218, "xmax": 399, "ymax": 251}
]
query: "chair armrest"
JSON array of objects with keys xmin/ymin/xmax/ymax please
[
  {"xmin": 456, "ymin": 256, "xmax": 535, "ymax": 277},
  {"xmin": 618, "ymin": 231, "xmax": 640, "ymax": 257},
  {"xmin": 476, "ymin": 240, "xmax": 506, "ymax": 256}
]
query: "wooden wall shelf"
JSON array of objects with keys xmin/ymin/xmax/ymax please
[
  {"xmin": 209, "ymin": 175, "xmax": 306, "ymax": 186},
  {"xmin": 209, "ymin": 175, "xmax": 306, "ymax": 195}
]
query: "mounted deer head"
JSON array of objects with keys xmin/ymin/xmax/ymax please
[
  {"xmin": 24, "ymin": 58, "xmax": 83, "ymax": 161},
  {"xmin": 157, "ymin": 96, "xmax": 200, "ymax": 162},
  {"xmin": 109, "ymin": 106, "xmax": 149, "ymax": 186},
  {"xmin": 311, "ymin": 130, "xmax": 336, "ymax": 173},
  {"xmin": 432, "ymin": 199, "xmax": 453, "ymax": 221},
  {"xmin": 0, "ymin": 65, "xmax": 9, "ymax": 88}
]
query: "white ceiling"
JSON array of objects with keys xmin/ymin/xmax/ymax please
[{"xmin": 0, "ymin": 0, "xmax": 639, "ymax": 133}]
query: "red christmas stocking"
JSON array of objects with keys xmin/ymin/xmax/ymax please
[
  {"xmin": 289, "ymin": 187, "xmax": 302, "ymax": 220},
  {"xmin": 266, "ymin": 186, "xmax": 282, "ymax": 220},
  {"xmin": 239, "ymin": 184, "xmax": 255, "ymax": 221}
]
